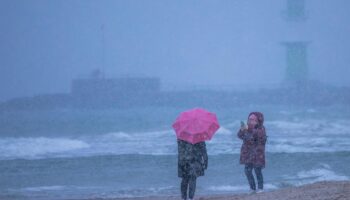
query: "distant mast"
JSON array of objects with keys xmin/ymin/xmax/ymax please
[
  {"xmin": 282, "ymin": 0, "xmax": 309, "ymax": 88},
  {"xmin": 101, "ymin": 24, "xmax": 106, "ymax": 79}
]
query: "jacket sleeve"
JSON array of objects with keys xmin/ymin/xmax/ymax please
[
  {"xmin": 237, "ymin": 129, "xmax": 244, "ymax": 139},
  {"xmin": 177, "ymin": 140, "xmax": 185, "ymax": 166},
  {"xmin": 238, "ymin": 129, "xmax": 249, "ymax": 141},
  {"xmin": 201, "ymin": 142, "xmax": 208, "ymax": 169},
  {"xmin": 253, "ymin": 127, "xmax": 267, "ymax": 145}
]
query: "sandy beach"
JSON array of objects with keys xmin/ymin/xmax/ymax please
[{"xmin": 90, "ymin": 181, "xmax": 350, "ymax": 200}]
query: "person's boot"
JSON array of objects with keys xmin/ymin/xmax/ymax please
[{"xmin": 249, "ymin": 189, "xmax": 256, "ymax": 194}]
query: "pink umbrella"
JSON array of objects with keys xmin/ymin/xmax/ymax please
[{"xmin": 172, "ymin": 108, "xmax": 220, "ymax": 144}]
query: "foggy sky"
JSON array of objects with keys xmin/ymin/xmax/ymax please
[{"xmin": 1, "ymin": 0, "xmax": 350, "ymax": 101}]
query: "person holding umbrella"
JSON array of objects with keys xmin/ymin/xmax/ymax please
[
  {"xmin": 238, "ymin": 112, "xmax": 267, "ymax": 193},
  {"xmin": 177, "ymin": 139, "xmax": 207, "ymax": 200},
  {"xmin": 173, "ymin": 108, "xmax": 220, "ymax": 200}
]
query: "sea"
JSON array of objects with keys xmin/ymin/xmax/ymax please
[{"xmin": 0, "ymin": 104, "xmax": 350, "ymax": 199}]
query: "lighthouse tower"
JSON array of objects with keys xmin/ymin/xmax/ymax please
[{"xmin": 282, "ymin": 0, "xmax": 310, "ymax": 88}]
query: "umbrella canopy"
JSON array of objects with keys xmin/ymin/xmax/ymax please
[{"xmin": 172, "ymin": 108, "xmax": 220, "ymax": 144}]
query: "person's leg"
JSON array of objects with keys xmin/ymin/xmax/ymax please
[
  {"xmin": 181, "ymin": 176, "xmax": 189, "ymax": 200},
  {"xmin": 188, "ymin": 176, "xmax": 197, "ymax": 199},
  {"xmin": 244, "ymin": 164, "xmax": 256, "ymax": 190},
  {"xmin": 254, "ymin": 167, "xmax": 264, "ymax": 190}
]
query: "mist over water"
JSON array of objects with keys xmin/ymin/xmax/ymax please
[{"xmin": 1, "ymin": 0, "xmax": 350, "ymax": 102}]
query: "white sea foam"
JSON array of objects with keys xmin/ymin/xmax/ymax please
[
  {"xmin": 208, "ymin": 185, "xmax": 247, "ymax": 192},
  {"xmin": 0, "ymin": 137, "xmax": 89, "ymax": 159},
  {"xmin": 216, "ymin": 127, "xmax": 232, "ymax": 135},
  {"xmin": 283, "ymin": 164, "xmax": 349, "ymax": 186},
  {"xmin": 296, "ymin": 168, "xmax": 349, "ymax": 182},
  {"xmin": 266, "ymin": 119, "xmax": 350, "ymax": 136},
  {"xmin": 0, "ymin": 119, "xmax": 350, "ymax": 160},
  {"xmin": 208, "ymin": 183, "xmax": 278, "ymax": 192},
  {"xmin": 20, "ymin": 185, "xmax": 66, "ymax": 192}
]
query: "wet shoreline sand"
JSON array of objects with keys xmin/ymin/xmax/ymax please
[{"xmin": 79, "ymin": 181, "xmax": 350, "ymax": 200}]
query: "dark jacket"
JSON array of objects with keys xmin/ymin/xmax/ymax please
[
  {"xmin": 238, "ymin": 112, "xmax": 267, "ymax": 168},
  {"xmin": 177, "ymin": 139, "xmax": 208, "ymax": 178}
]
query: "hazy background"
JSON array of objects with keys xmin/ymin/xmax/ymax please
[
  {"xmin": 1, "ymin": 0, "xmax": 350, "ymax": 102},
  {"xmin": 1, "ymin": 1, "xmax": 350, "ymax": 199}
]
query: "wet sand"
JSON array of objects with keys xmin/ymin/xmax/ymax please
[{"xmin": 80, "ymin": 181, "xmax": 350, "ymax": 200}]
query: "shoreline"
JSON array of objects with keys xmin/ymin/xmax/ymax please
[{"xmin": 77, "ymin": 181, "xmax": 350, "ymax": 200}]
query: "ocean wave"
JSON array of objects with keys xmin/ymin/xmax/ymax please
[
  {"xmin": 108, "ymin": 186, "xmax": 177, "ymax": 198},
  {"xmin": 4, "ymin": 185, "xmax": 106, "ymax": 200},
  {"xmin": 282, "ymin": 164, "xmax": 349, "ymax": 186},
  {"xmin": 266, "ymin": 119, "xmax": 350, "ymax": 136},
  {"xmin": 19, "ymin": 186, "xmax": 67, "ymax": 192},
  {"xmin": 0, "ymin": 137, "xmax": 89, "ymax": 159},
  {"xmin": 296, "ymin": 167, "xmax": 349, "ymax": 183},
  {"xmin": 208, "ymin": 183, "xmax": 278, "ymax": 192},
  {"xmin": 267, "ymin": 137, "xmax": 350, "ymax": 153},
  {"xmin": 1, "ymin": 119, "xmax": 350, "ymax": 160}
]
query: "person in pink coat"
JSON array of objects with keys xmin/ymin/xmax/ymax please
[{"xmin": 237, "ymin": 112, "xmax": 267, "ymax": 193}]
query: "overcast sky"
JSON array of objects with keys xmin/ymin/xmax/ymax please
[{"xmin": 1, "ymin": 0, "xmax": 350, "ymax": 101}]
